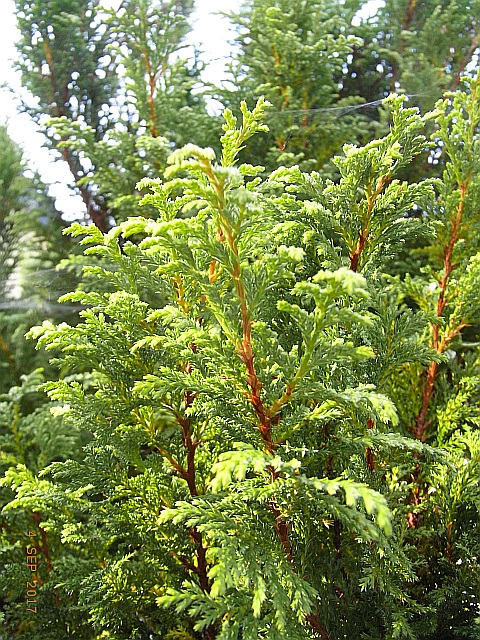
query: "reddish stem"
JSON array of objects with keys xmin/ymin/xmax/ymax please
[
  {"xmin": 349, "ymin": 175, "xmax": 390, "ymax": 273},
  {"xmin": 143, "ymin": 48, "xmax": 159, "ymax": 138},
  {"xmin": 174, "ymin": 357, "xmax": 213, "ymax": 633},
  {"xmin": 232, "ymin": 239, "xmax": 330, "ymax": 639},
  {"xmin": 414, "ymin": 178, "xmax": 470, "ymax": 440}
]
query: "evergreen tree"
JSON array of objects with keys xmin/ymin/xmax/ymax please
[
  {"xmin": 0, "ymin": 126, "xmax": 25, "ymax": 305},
  {"xmin": 13, "ymin": 0, "xmax": 221, "ymax": 230},
  {"xmin": 0, "ymin": 126, "xmax": 74, "ymax": 395},
  {"xmin": 1, "ymin": 78, "xmax": 479, "ymax": 639},
  {"xmin": 219, "ymin": 0, "xmax": 376, "ymax": 173},
  {"xmin": 340, "ymin": 0, "xmax": 480, "ymax": 112},
  {"xmin": 14, "ymin": 0, "xmax": 120, "ymax": 231},
  {"xmin": 222, "ymin": 0, "xmax": 479, "ymax": 175},
  {"xmin": 0, "ymin": 128, "xmax": 89, "ymax": 637},
  {"xmin": 2, "ymin": 1, "xmax": 480, "ymax": 638}
]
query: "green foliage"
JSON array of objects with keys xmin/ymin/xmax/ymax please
[
  {"xmin": 221, "ymin": 0, "xmax": 373, "ymax": 172},
  {"xmin": 14, "ymin": 0, "xmax": 118, "ymax": 129},
  {"xmin": 1, "ymin": 85, "xmax": 478, "ymax": 639},
  {"xmin": 342, "ymin": 0, "xmax": 480, "ymax": 113},
  {"xmin": 2, "ymin": 2, "xmax": 480, "ymax": 638},
  {"xmin": 0, "ymin": 126, "xmax": 77, "ymax": 395},
  {"xmin": 222, "ymin": 0, "xmax": 479, "ymax": 179},
  {"xmin": 14, "ymin": 0, "xmax": 220, "ymax": 231},
  {"xmin": 0, "ymin": 126, "xmax": 29, "ymax": 300}
]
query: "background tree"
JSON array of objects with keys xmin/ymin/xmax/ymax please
[
  {"xmin": 0, "ymin": 126, "xmax": 25, "ymax": 307},
  {"xmin": 340, "ymin": 0, "xmax": 480, "ymax": 112},
  {"xmin": 14, "ymin": 0, "xmax": 221, "ymax": 230},
  {"xmin": 14, "ymin": 0, "xmax": 120, "ymax": 230},
  {"xmin": 0, "ymin": 125, "xmax": 75, "ymax": 394},
  {"xmin": 221, "ymin": 0, "xmax": 479, "ymax": 176},
  {"xmin": 218, "ymin": 0, "xmax": 377, "ymax": 173}
]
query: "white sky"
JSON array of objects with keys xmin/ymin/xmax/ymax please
[{"xmin": 0, "ymin": 0, "xmax": 242, "ymax": 217}]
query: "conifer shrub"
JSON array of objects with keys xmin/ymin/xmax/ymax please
[{"xmin": 1, "ymin": 77, "xmax": 479, "ymax": 639}]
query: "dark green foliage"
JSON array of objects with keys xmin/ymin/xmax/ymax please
[
  {"xmin": 219, "ymin": 0, "xmax": 375, "ymax": 173},
  {"xmin": 14, "ymin": 0, "xmax": 118, "ymax": 130},
  {"xmin": 221, "ymin": 0, "xmax": 479, "ymax": 179},
  {"xmin": 13, "ymin": 0, "xmax": 221, "ymax": 231},
  {"xmin": 0, "ymin": 126, "xmax": 29, "ymax": 303},
  {"xmin": 341, "ymin": 0, "xmax": 480, "ymax": 112}
]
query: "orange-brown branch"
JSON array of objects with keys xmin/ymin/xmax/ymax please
[
  {"xmin": 0, "ymin": 335, "xmax": 17, "ymax": 370},
  {"xmin": 234, "ymin": 247, "xmax": 330, "ymax": 639},
  {"xmin": 402, "ymin": 0, "xmax": 417, "ymax": 30},
  {"xmin": 143, "ymin": 49, "xmax": 159, "ymax": 138},
  {"xmin": 349, "ymin": 230, "xmax": 367, "ymax": 272},
  {"xmin": 349, "ymin": 174, "xmax": 390, "ymax": 273},
  {"xmin": 348, "ymin": 176, "xmax": 389, "ymax": 468},
  {"xmin": 42, "ymin": 38, "xmax": 64, "ymax": 118},
  {"xmin": 365, "ymin": 418, "xmax": 376, "ymax": 471},
  {"xmin": 414, "ymin": 177, "xmax": 471, "ymax": 440},
  {"xmin": 209, "ymin": 173, "xmax": 329, "ymax": 639}
]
